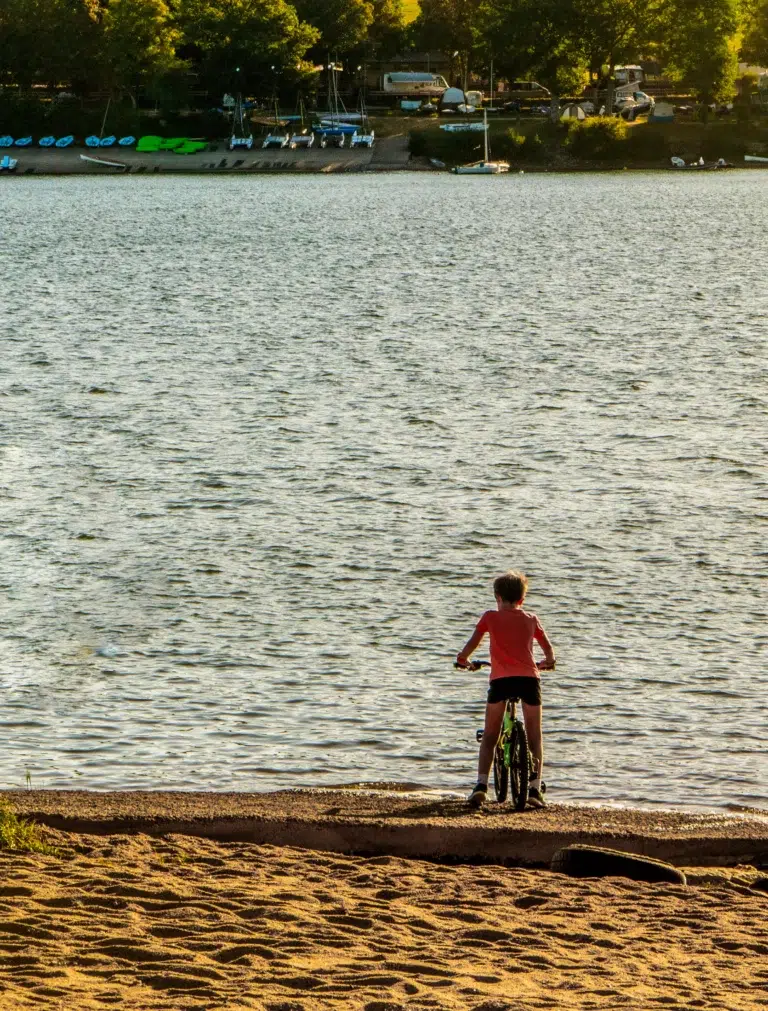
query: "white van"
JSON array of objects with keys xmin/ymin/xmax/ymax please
[{"xmin": 381, "ymin": 72, "xmax": 449, "ymax": 97}]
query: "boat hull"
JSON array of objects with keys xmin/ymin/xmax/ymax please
[{"xmin": 453, "ymin": 161, "xmax": 510, "ymax": 174}]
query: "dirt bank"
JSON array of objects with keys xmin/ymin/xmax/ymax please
[{"xmin": 5, "ymin": 789, "xmax": 768, "ymax": 867}]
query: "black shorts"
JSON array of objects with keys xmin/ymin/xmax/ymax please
[{"xmin": 487, "ymin": 676, "xmax": 542, "ymax": 707}]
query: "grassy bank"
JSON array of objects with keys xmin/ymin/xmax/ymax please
[{"xmin": 408, "ymin": 116, "xmax": 768, "ymax": 169}]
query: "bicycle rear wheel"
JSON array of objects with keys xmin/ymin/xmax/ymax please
[
  {"xmin": 492, "ymin": 740, "xmax": 509, "ymax": 803},
  {"xmin": 509, "ymin": 720, "xmax": 530, "ymax": 812}
]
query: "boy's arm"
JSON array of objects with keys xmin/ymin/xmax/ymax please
[
  {"xmin": 535, "ymin": 626, "xmax": 556, "ymax": 670},
  {"xmin": 456, "ymin": 626, "xmax": 485, "ymax": 666}
]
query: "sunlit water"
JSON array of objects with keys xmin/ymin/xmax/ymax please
[{"xmin": 0, "ymin": 172, "xmax": 765, "ymax": 810}]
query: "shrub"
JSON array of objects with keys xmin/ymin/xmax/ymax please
[
  {"xmin": 505, "ymin": 128, "xmax": 526, "ymax": 152},
  {"xmin": 0, "ymin": 801, "xmax": 57, "ymax": 855},
  {"xmin": 564, "ymin": 116, "xmax": 627, "ymax": 160}
]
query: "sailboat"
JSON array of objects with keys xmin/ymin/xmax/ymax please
[
  {"xmin": 263, "ymin": 98, "xmax": 290, "ymax": 149},
  {"xmin": 229, "ymin": 94, "xmax": 254, "ymax": 150},
  {"xmin": 290, "ymin": 97, "xmax": 314, "ymax": 148},
  {"xmin": 452, "ymin": 109, "xmax": 509, "ymax": 174},
  {"xmin": 350, "ymin": 88, "xmax": 375, "ymax": 148},
  {"xmin": 315, "ymin": 62, "xmax": 356, "ymax": 148}
]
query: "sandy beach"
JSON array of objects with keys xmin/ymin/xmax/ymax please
[{"xmin": 0, "ymin": 791, "xmax": 766, "ymax": 1009}]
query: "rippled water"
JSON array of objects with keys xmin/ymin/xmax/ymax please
[{"xmin": 1, "ymin": 172, "xmax": 765, "ymax": 810}]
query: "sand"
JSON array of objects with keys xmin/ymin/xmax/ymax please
[
  {"xmin": 0, "ymin": 790, "xmax": 767, "ymax": 1009},
  {"xmin": 0, "ymin": 828, "xmax": 766, "ymax": 1010},
  {"xmin": 7, "ymin": 789, "xmax": 768, "ymax": 866}
]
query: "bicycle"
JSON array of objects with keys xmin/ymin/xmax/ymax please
[{"xmin": 456, "ymin": 659, "xmax": 548, "ymax": 811}]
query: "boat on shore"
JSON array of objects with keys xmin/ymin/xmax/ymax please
[
  {"xmin": 0, "ymin": 154, "xmax": 18, "ymax": 172},
  {"xmin": 452, "ymin": 111, "xmax": 510, "ymax": 174},
  {"xmin": 79, "ymin": 153, "xmax": 127, "ymax": 170}
]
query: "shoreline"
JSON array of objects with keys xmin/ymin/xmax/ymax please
[
  {"xmin": 6, "ymin": 788, "xmax": 768, "ymax": 867},
  {"xmin": 0, "ymin": 139, "xmax": 415, "ymax": 175},
  {"xmin": 4, "ymin": 144, "xmax": 767, "ymax": 176}
]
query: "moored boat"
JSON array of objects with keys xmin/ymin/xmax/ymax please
[{"xmin": 452, "ymin": 111, "xmax": 510, "ymax": 174}]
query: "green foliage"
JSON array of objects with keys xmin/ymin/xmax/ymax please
[
  {"xmin": 293, "ymin": 0, "xmax": 373, "ymax": 51},
  {"xmin": 662, "ymin": 0, "xmax": 741, "ymax": 102},
  {"xmin": 480, "ymin": 0, "xmax": 588, "ymax": 105},
  {"xmin": 0, "ymin": 801, "xmax": 58, "ymax": 856},
  {"xmin": 180, "ymin": 0, "xmax": 319, "ymax": 96},
  {"xmin": 100, "ymin": 0, "xmax": 183, "ymax": 104},
  {"xmin": 413, "ymin": 0, "xmax": 485, "ymax": 84},
  {"xmin": 742, "ymin": 0, "xmax": 768, "ymax": 66},
  {"xmin": 0, "ymin": 0, "xmax": 100, "ymax": 92},
  {"xmin": 564, "ymin": 115, "xmax": 627, "ymax": 158}
]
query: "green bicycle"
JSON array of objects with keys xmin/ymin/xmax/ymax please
[{"xmin": 463, "ymin": 659, "xmax": 544, "ymax": 811}]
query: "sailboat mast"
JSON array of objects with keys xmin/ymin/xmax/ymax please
[{"xmin": 483, "ymin": 109, "xmax": 488, "ymax": 161}]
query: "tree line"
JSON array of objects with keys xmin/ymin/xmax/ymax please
[{"xmin": 1, "ymin": 0, "xmax": 768, "ymax": 109}]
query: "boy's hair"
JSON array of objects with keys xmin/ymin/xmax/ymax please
[{"xmin": 493, "ymin": 570, "xmax": 528, "ymax": 604}]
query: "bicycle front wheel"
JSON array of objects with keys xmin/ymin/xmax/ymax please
[
  {"xmin": 493, "ymin": 740, "xmax": 509, "ymax": 803},
  {"xmin": 509, "ymin": 721, "xmax": 530, "ymax": 812}
]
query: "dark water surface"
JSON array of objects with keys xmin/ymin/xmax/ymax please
[{"xmin": 1, "ymin": 172, "xmax": 765, "ymax": 810}]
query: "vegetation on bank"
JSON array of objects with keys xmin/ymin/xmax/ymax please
[
  {"xmin": 1, "ymin": 0, "xmax": 768, "ymax": 121},
  {"xmin": 0, "ymin": 800, "xmax": 58, "ymax": 855},
  {"xmin": 409, "ymin": 116, "xmax": 768, "ymax": 168}
]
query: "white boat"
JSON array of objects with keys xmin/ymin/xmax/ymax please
[
  {"xmin": 349, "ymin": 90, "xmax": 375, "ymax": 148},
  {"xmin": 452, "ymin": 111, "xmax": 510, "ymax": 174},
  {"xmin": 262, "ymin": 133, "xmax": 290, "ymax": 149},
  {"xmin": 228, "ymin": 94, "xmax": 254, "ymax": 151},
  {"xmin": 289, "ymin": 131, "xmax": 314, "ymax": 149},
  {"xmin": 440, "ymin": 122, "xmax": 487, "ymax": 133},
  {"xmin": 0, "ymin": 154, "xmax": 18, "ymax": 172},
  {"xmin": 79, "ymin": 153, "xmax": 127, "ymax": 170},
  {"xmin": 745, "ymin": 154, "xmax": 768, "ymax": 163}
]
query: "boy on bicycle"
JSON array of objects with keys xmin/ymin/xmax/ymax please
[{"xmin": 456, "ymin": 570, "xmax": 555, "ymax": 809}]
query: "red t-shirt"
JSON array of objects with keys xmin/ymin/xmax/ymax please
[{"xmin": 475, "ymin": 608, "xmax": 547, "ymax": 680}]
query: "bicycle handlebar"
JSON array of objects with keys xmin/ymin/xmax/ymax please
[
  {"xmin": 453, "ymin": 659, "xmax": 490, "ymax": 671},
  {"xmin": 454, "ymin": 659, "xmax": 556, "ymax": 671}
]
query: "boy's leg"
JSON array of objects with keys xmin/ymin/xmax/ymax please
[
  {"xmin": 468, "ymin": 701, "xmax": 505, "ymax": 807},
  {"xmin": 477, "ymin": 701, "xmax": 506, "ymax": 780},
  {"xmin": 522, "ymin": 702, "xmax": 543, "ymax": 783}
]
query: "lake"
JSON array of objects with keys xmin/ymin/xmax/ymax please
[{"xmin": 1, "ymin": 171, "xmax": 765, "ymax": 810}]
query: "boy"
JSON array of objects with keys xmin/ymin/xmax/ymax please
[{"xmin": 456, "ymin": 570, "xmax": 555, "ymax": 809}]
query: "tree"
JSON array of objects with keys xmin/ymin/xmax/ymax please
[
  {"xmin": 480, "ymin": 0, "xmax": 588, "ymax": 118},
  {"xmin": 414, "ymin": 0, "xmax": 485, "ymax": 88},
  {"xmin": 292, "ymin": 0, "xmax": 373, "ymax": 53},
  {"xmin": 98, "ymin": 0, "xmax": 182, "ymax": 105},
  {"xmin": 180, "ymin": 0, "xmax": 319, "ymax": 97},
  {"xmin": 662, "ymin": 0, "xmax": 741, "ymax": 105},
  {"xmin": 0, "ymin": 0, "xmax": 100, "ymax": 92},
  {"xmin": 741, "ymin": 0, "xmax": 768, "ymax": 65},
  {"xmin": 366, "ymin": 0, "xmax": 408, "ymax": 56},
  {"xmin": 573, "ymin": 0, "xmax": 666, "ymax": 112}
]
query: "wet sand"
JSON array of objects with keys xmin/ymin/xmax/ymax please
[{"xmin": 0, "ymin": 823, "xmax": 766, "ymax": 1010}]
